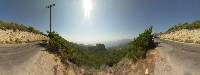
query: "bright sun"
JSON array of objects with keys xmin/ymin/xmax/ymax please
[{"xmin": 82, "ymin": 0, "xmax": 93, "ymax": 18}]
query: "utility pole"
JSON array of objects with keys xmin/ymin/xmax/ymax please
[{"xmin": 46, "ymin": 3, "xmax": 55, "ymax": 33}]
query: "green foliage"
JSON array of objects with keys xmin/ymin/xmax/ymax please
[
  {"xmin": 95, "ymin": 44, "xmax": 106, "ymax": 51},
  {"xmin": 72, "ymin": 49, "xmax": 108, "ymax": 68},
  {"xmin": 167, "ymin": 20, "xmax": 200, "ymax": 33},
  {"xmin": 47, "ymin": 31, "xmax": 76, "ymax": 61},
  {"xmin": 47, "ymin": 27, "xmax": 156, "ymax": 69},
  {"xmin": 47, "ymin": 32, "xmax": 127, "ymax": 68},
  {"xmin": 47, "ymin": 27, "xmax": 156, "ymax": 68},
  {"xmin": 0, "ymin": 20, "xmax": 44, "ymax": 34},
  {"xmin": 72, "ymin": 47, "xmax": 127, "ymax": 68},
  {"xmin": 106, "ymin": 49, "xmax": 127, "ymax": 66},
  {"xmin": 127, "ymin": 26, "xmax": 156, "ymax": 61}
]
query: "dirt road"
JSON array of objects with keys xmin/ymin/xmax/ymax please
[
  {"xmin": 155, "ymin": 39, "xmax": 200, "ymax": 75},
  {"xmin": 0, "ymin": 42, "xmax": 45, "ymax": 75}
]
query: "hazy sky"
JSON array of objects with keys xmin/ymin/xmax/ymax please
[{"xmin": 0, "ymin": 0, "xmax": 200, "ymax": 44}]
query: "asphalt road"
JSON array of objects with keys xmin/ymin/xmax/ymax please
[
  {"xmin": 0, "ymin": 42, "xmax": 45, "ymax": 74},
  {"xmin": 156, "ymin": 39, "xmax": 200, "ymax": 75}
]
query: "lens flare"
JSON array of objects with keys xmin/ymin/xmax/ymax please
[{"xmin": 82, "ymin": 0, "xmax": 93, "ymax": 18}]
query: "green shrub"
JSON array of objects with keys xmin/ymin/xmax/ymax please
[
  {"xmin": 28, "ymin": 26, "xmax": 34, "ymax": 32},
  {"xmin": 127, "ymin": 26, "xmax": 156, "ymax": 61},
  {"xmin": 106, "ymin": 49, "xmax": 127, "ymax": 66},
  {"xmin": 47, "ymin": 31, "xmax": 76, "ymax": 61}
]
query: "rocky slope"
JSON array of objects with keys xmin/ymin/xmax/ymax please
[
  {"xmin": 0, "ymin": 29, "xmax": 48, "ymax": 43},
  {"xmin": 24, "ymin": 51, "xmax": 67, "ymax": 75},
  {"xmin": 160, "ymin": 29, "xmax": 200, "ymax": 44},
  {"xmin": 62, "ymin": 49, "xmax": 159, "ymax": 75}
]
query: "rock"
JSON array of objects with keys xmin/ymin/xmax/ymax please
[{"xmin": 145, "ymin": 68, "xmax": 148, "ymax": 75}]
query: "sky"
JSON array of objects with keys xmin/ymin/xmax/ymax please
[{"xmin": 0, "ymin": 0, "xmax": 200, "ymax": 44}]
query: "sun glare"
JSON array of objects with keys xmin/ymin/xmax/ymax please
[{"xmin": 82, "ymin": 0, "xmax": 93, "ymax": 18}]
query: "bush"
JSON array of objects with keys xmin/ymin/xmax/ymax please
[
  {"xmin": 167, "ymin": 20, "xmax": 200, "ymax": 33},
  {"xmin": 28, "ymin": 26, "xmax": 34, "ymax": 32},
  {"xmin": 106, "ymin": 49, "xmax": 127, "ymax": 66},
  {"xmin": 127, "ymin": 26, "xmax": 156, "ymax": 61},
  {"xmin": 47, "ymin": 31, "xmax": 76, "ymax": 61},
  {"xmin": 0, "ymin": 20, "xmax": 45, "ymax": 35}
]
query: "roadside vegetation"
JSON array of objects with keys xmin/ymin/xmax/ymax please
[
  {"xmin": 166, "ymin": 20, "xmax": 200, "ymax": 33},
  {"xmin": 47, "ymin": 27, "xmax": 156, "ymax": 69},
  {"xmin": 47, "ymin": 31, "xmax": 127, "ymax": 68},
  {"xmin": 127, "ymin": 27, "xmax": 156, "ymax": 61},
  {"xmin": 0, "ymin": 20, "xmax": 44, "ymax": 35}
]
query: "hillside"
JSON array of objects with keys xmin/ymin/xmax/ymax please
[
  {"xmin": 160, "ymin": 20, "xmax": 200, "ymax": 44},
  {"xmin": 0, "ymin": 29, "xmax": 48, "ymax": 44},
  {"xmin": 160, "ymin": 29, "xmax": 200, "ymax": 44},
  {"xmin": 0, "ymin": 20, "xmax": 48, "ymax": 43}
]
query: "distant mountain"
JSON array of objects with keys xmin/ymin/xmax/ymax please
[{"xmin": 102, "ymin": 39, "xmax": 132, "ymax": 48}]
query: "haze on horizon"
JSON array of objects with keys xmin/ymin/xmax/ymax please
[{"xmin": 0, "ymin": 0, "xmax": 200, "ymax": 44}]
